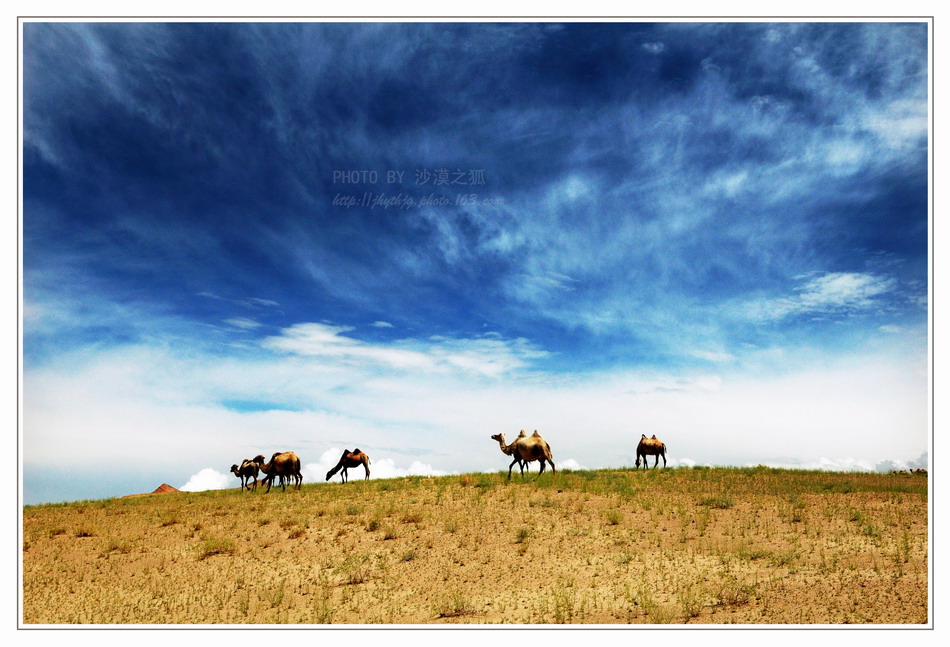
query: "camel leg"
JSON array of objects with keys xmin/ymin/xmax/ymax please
[
  {"xmin": 661, "ymin": 453, "xmax": 667, "ymax": 468},
  {"xmin": 537, "ymin": 460, "xmax": 546, "ymax": 479},
  {"xmin": 550, "ymin": 460, "xmax": 556, "ymax": 475},
  {"xmin": 364, "ymin": 461, "xmax": 370, "ymax": 480},
  {"xmin": 507, "ymin": 457, "xmax": 519, "ymax": 480}
]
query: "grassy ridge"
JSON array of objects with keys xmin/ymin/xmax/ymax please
[{"xmin": 22, "ymin": 467, "xmax": 929, "ymax": 625}]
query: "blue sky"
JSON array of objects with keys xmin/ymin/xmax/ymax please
[{"xmin": 22, "ymin": 21, "xmax": 929, "ymax": 504}]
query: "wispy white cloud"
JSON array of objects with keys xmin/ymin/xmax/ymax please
[
  {"xmin": 371, "ymin": 321, "xmax": 394, "ymax": 328},
  {"xmin": 198, "ymin": 292, "xmax": 279, "ymax": 309},
  {"xmin": 690, "ymin": 349, "xmax": 736, "ymax": 363},
  {"xmin": 261, "ymin": 322, "xmax": 547, "ymax": 377},
  {"xmin": 223, "ymin": 317, "xmax": 262, "ymax": 330},
  {"xmin": 744, "ymin": 272, "xmax": 897, "ymax": 321}
]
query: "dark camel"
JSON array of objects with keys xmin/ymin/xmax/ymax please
[
  {"xmin": 230, "ymin": 459, "xmax": 259, "ymax": 491},
  {"xmin": 635, "ymin": 434, "xmax": 667, "ymax": 469},
  {"xmin": 253, "ymin": 451, "xmax": 302, "ymax": 492},
  {"xmin": 325, "ymin": 449, "xmax": 371, "ymax": 483}
]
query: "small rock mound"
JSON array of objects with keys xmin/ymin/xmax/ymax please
[{"xmin": 152, "ymin": 483, "xmax": 180, "ymax": 494}]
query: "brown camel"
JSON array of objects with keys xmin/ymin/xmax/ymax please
[
  {"xmin": 230, "ymin": 459, "xmax": 259, "ymax": 491},
  {"xmin": 253, "ymin": 451, "xmax": 302, "ymax": 492},
  {"xmin": 635, "ymin": 434, "xmax": 667, "ymax": 469},
  {"xmin": 325, "ymin": 449, "xmax": 371, "ymax": 483},
  {"xmin": 490, "ymin": 429, "xmax": 531, "ymax": 477},
  {"xmin": 491, "ymin": 429, "xmax": 555, "ymax": 479}
]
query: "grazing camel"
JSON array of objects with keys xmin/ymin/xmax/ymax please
[
  {"xmin": 635, "ymin": 434, "xmax": 667, "ymax": 469},
  {"xmin": 230, "ymin": 459, "xmax": 259, "ymax": 491},
  {"xmin": 913, "ymin": 469, "xmax": 928, "ymax": 476},
  {"xmin": 491, "ymin": 429, "xmax": 555, "ymax": 479},
  {"xmin": 325, "ymin": 449, "xmax": 371, "ymax": 483},
  {"xmin": 253, "ymin": 451, "xmax": 302, "ymax": 492}
]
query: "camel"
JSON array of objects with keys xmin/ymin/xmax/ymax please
[
  {"xmin": 491, "ymin": 429, "xmax": 555, "ymax": 479},
  {"xmin": 635, "ymin": 434, "xmax": 667, "ymax": 469},
  {"xmin": 253, "ymin": 451, "xmax": 302, "ymax": 492},
  {"xmin": 325, "ymin": 449, "xmax": 371, "ymax": 483},
  {"xmin": 491, "ymin": 429, "xmax": 531, "ymax": 477},
  {"xmin": 913, "ymin": 469, "xmax": 928, "ymax": 476},
  {"xmin": 230, "ymin": 459, "xmax": 259, "ymax": 491}
]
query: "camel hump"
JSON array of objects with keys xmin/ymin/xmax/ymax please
[
  {"xmin": 353, "ymin": 448, "xmax": 361, "ymax": 454},
  {"xmin": 641, "ymin": 434, "xmax": 647, "ymax": 439},
  {"xmin": 651, "ymin": 434, "xmax": 657, "ymax": 439},
  {"xmin": 531, "ymin": 430, "xmax": 541, "ymax": 437}
]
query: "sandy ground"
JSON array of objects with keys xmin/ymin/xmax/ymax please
[{"xmin": 22, "ymin": 468, "xmax": 929, "ymax": 625}]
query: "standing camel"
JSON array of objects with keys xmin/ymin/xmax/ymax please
[
  {"xmin": 253, "ymin": 451, "xmax": 302, "ymax": 492},
  {"xmin": 490, "ymin": 429, "xmax": 531, "ymax": 477},
  {"xmin": 635, "ymin": 434, "xmax": 667, "ymax": 469},
  {"xmin": 491, "ymin": 430, "xmax": 555, "ymax": 479},
  {"xmin": 230, "ymin": 459, "xmax": 259, "ymax": 491},
  {"xmin": 325, "ymin": 449, "xmax": 371, "ymax": 483}
]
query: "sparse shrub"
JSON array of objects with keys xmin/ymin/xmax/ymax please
[
  {"xmin": 769, "ymin": 549, "xmax": 800, "ymax": 567},
  {"xmin": 735, "ymin": 543, "xmax": 771, "ymax": 561},
  {"xmin": 366, "ymin": 519, "xmax": 381, "ymax": 532},
  {"xmin": 288, "ymin": 528, "xmax": 306, "ymax": 539},
  {"xmin": 383, "ymin": 526, "xmax": 398, "ymax": 540},
  {"xmin": 196, "ymin": 537, "xmax": 236, "ymax": 560},
  {"xmin": 345, "ymin": 505, "xmax": 362, "ymax": 516},
  {"xmin": 515, "ymin": 527, "xmax": 532, "ymax": 544},
  {"xmin": 550, "ymin": 583, "xmax": 585, "ymax": 623},
  {"xmin": 75, "ymin": 527, "xmax": 94, "ymax": 538},
  {"xmin": 698, "ymin": 495, "xmax": 733, "ymax": 509},
  {"xmin": 715, "ymin": 575, "xmax": 755, "ymax": 607},
  {"xmin": 473, "ymin": 475, "xmax": 494, "ymax": 489},
  {"xmin": 402, "ymin": 511, "xmax": 423, "ymax": 524},
  {"xmin": 863, "ymin": 523, "xmax": 882, "ymax": 539},
  {"xmin": 604, "ymin": 509, "xmax": 622, "ymax": 526},
  {"xmin": 99, "ymin": 539, "xmax": 132, "ymax": 557},
  {"xmin": 435, "ymin": 590, "xmax": 475, "ymax": 618},
  {"xmin": 335, "ymin": 553, "xmax": 372, "ymax": 585},
  {"xmin": 677, "ymin": 585, "xmax": 704, "ymax": 621},
  {"xmin": 401, "ymin": 549, "xmax": 417, "ymax": 562}
]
